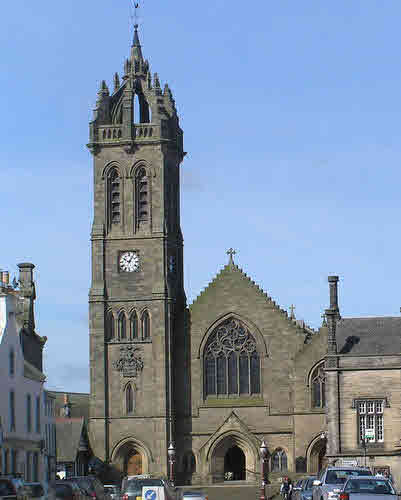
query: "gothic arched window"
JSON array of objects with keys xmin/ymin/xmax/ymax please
[
  {"xmin": 136, "ymin": 168, "xmax": 149, "ymax": 223},
  {"xmin": 203, "ymin": 318, "xmax": 260, "ymax": 397},
  {"xmin": 126, "ymin": 384, "xmax": 134, "ymax": 414},
  {"xmin": 106, "ymin": 311, "xmax": 115, "ymax": 341},
  {"xmin": 108, "ymin": 169, "xmax": 121, "ymax": 225},
  {"xmin": 311, "ymin": 363, "xmax": 326, "ymax": 408},
  {"xmin": 271, "ymin": 449, "xmax": 288, "ymax": 472},
  {"xmin": 142, "ymin": 310, "xmax": 150, "ymax": 339},
  {"xmin": 118, "ymin": 312, "xmax": 127, "ymax": 340},
  {"xmin": 130, "ymin": 311, "xmax": 138, "ymax": 340}
]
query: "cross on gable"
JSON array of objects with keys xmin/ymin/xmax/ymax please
[
  {"xmin": 289, "ymin": 304, "xmax": 296, "ymax": 319},
  {"xmin": 227, "ymin": 248, "xmax": 236, "ymax": 264}
]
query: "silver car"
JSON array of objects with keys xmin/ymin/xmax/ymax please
[
  {"xmin": 339, "ymin": 476, "xmax": 397, "ymax": 500},
  {"xmin": 313, "ymin": 467, "xmax": 373, "ymax": 500}
]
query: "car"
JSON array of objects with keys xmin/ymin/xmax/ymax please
[
  {"xmin": 22, "ymin": 482, "xmax": 46, "ymax": 499},
  {"xmin": 293, "ymin": 477, "xmax": 316, "ymax": 500},
  {"xmin": 312, "ymin": 467, "xmax": 373, "ymax": 500},
  {"xmin": 49, "ymin": 480, "xmax": 88, "ymax": 500},
  {"xmin": 181, "ymin": 491, "xmax": 208, "ymax": 500},
  {"xmin": 65, "ymin": 477, "xmax": 107, "ymax": 500},
  {"xmin": 0, "ymin": 477, "xmax": 25, "ymax": 500},
  {"xmin": 338, "ymin": 476, "xmax": 397, "ymax": 500},
  {"xmin": 0, "ymin": 478, "xmax": 17, "ymax": 500},
  {"xmin": 103, "ymin": 485, "xmax": 121, "ymax": 500},
  {"xmin": 121, "ymin": 477, "xmax": 180, "ymax": 500}
]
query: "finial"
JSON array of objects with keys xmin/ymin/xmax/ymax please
[
  {"xmin": 114, "ymin": 73, "xmax": 120, "ymax": 92},
  {"xmin": 154, "ymin": 73, "xmax": 161, "ymax": 88},
  {"xmin": 289, "ymin": 304, "xmax": 296, "ymax": 320},
  {"xmin": 321, "ymin": 313, "xmax": 327, "ymax": 327},
  {"xmin": 226, "ymin": 248, "xmax": 236, "ymax": 265}
]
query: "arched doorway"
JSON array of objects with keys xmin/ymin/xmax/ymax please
[
  {"xmin": 209, "ymin": 433, "xmax": 258, "ymax": 483},
  {"xmin": 308, "ymin": 437, "xmax": 327, "ymax": 474},
  {"xmin": 126, "ymin": 450, "xmax": 142, "ymax": 476},
  {"xmin": 224, "ymin": 446, "xmax": 245, "ymax": 480},
  {"xmin": 111, "ymin": 439, "xmax": 150, "ymax": 476}
]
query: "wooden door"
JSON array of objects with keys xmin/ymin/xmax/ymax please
[{"xmin": 126, "ymin": 451, "xmax": 142, "ymax": 476}]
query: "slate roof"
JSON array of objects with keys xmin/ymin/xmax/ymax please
[
  {"xmin": 336, "ymin": 316, "xmax": 401, "ymax": 355},
  {"xmin": 55, "ymin": 417, "xmax": 85, "ymax": 463}
]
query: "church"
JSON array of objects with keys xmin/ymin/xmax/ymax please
[{"xmin": 85, "ymin": 20, "xmax": 401, "ymax": 486}]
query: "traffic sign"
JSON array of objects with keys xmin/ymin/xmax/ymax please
[
  {"xmin": 142, "ymin": 487, "xmax": 165, "ymax": 500},
  {"xmin": 365, "ymin": 429, "xmax": 375, "ymax": 439}
]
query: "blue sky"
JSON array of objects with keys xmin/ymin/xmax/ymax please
[{"xmin": 2, "ymin": 1, "xmax": 401, "ymax": 393}]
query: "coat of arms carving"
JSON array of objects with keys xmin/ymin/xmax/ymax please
[{"xmin": 114, "ymin": 345, "xmax": 144, "ymax": 377}]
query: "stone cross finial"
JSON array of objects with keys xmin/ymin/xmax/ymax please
[
  {"xmin": 321, "ymin": 313, "xmax": 327, "ymax": 326},
  {"xmin": 227, "ymin": 248, "xmax": 236, "ymax": 265},
  {"xmin": 289, "ymin": 304, "xmax": 296, "ymax": 319}
]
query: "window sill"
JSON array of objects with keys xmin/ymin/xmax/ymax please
[{"xmin": 201, "ymin": 396, "xmax": 265, "ymax": 408}]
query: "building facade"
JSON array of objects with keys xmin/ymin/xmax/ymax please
[
  {"xmin": 86, "ymin": 25, "xmax": 334, "ymax": 485},
  {"xmin": 0, "ymin": 265, "xmax": 49, "ymax": 482}
]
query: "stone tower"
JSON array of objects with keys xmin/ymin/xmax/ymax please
[{"xmin": 87, "ymin": 24, "xmax": 186, "ymax": 478}]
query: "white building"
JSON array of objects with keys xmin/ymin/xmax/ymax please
[{"xmin": 0, "ymin": 264, "xmax": 51, "ymax": 482}]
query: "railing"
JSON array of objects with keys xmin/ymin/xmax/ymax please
[
  {"xmin": 97, "ymin": 124, "xmax": 169, "ymax": 143},
  {"xmin": 98, "ymin": 125, "xmax": 123, "ymax": 141}
]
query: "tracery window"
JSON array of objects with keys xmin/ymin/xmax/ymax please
[
  {"xmin": 311, "ymin": 363, "xmax": 326, "ymax": 408},
  {"xmin": 203, "ymin": 318, "xmax": 260, "ymax": 397},
  {"xmin": 142, "ymin": 310, "xmax": 150, "ymax": 339},
  {"xmin": 271, "ymin": 449, "xmax": 287, "ymax": 472},
  {"xmin": 136, "ymin": 168, "xmax": 149, "ymax": 223},
  {"xmin": 126, "ymin": 384, "xmax": 135, "ymax": 414},
  {"xmin": 130, "ymin": 311, "xmax": 138, "ymax": 340},
  {"xmin": 118, "ymin": 312, "xmax": 127, "ymax": 340},
  {"xmin": 108, "ymin": 169, "xmax": 121, "ymax": 225}
]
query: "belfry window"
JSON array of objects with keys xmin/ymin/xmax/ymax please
[
  {"xmin": 311, "ymin": 363, "xmax": 326, "ymax": 408},
  {"xmin": 130, "ymin": 311, "xmax": 138, "ymax": 340},
  {"xmin": 141, "ymin": 310, "xmax": 150, "ymax": 339},
  {"xmin": 126, "ymin": 384, "xmax": 134, "ymax": 414},
  {"xmin": 136, "ymin": 168, "xmax": 149, "ymax": 223},
  {"xmin": 203, "ymin": 318, "xmax": 260, "ymax": 397},
  {"xmin": 106, "ymin": 311, "xmax": 115, "ymax": 341},
  {"xmin": 108, "ymin": 169, "xmax": 121, "ymax": 225},
  {"xmin": 118, "ymin": 312, "xmax": 127, "ymax": 340}
]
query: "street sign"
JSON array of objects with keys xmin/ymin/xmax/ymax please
[
  {"xmin": 142, "ymin": 487, "xmax": 165, "ymax": 500},
  {"xmin": 365, "ymin": 429, "xmax": 375, "ymax": 440}
]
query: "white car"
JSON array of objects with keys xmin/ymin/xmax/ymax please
[{"xmin": 313, "ymin": 467, "xmax": 373, "ymax": 500}]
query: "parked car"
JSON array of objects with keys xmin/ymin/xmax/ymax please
[
  {"xmin": 49, "ymin": 480, "xmax": 86, "ymax": 500},
  {"xmin": 293, "ymin": 477, "xmax": 316, "ymax": 500},
  {"xmin": 339, "ymin": 476, "xmax": 397, "ymax": 500},
  {"xmin": 65, "ymin": 477, "xmax": 106, "ymax": 500},
  {"xmin": 0, "ymin": 478, "xmax": 17, "ymax": 500},
  {"xmin": 0, "ymin": 477, "xmax": 25, "ymax": 500},
  {"xmin": 313, "ymin": 467, "xmax": 373, "ymax": 500},
  {"xmin": 181, "ymin": 491, "xmax": 208, "ymax": 500},
  {"xmin": 121, "ymin": 477, "xmax": 180, "ymax": 500},
  {"xmin": 103, "ymin": 485, "xmax": 120, "ymax": 500}
]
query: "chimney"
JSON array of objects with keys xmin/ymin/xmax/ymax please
[
  {"xmin": 328, "ymin": 275, "xmax": 339, "ymax": 312},
  {"xmin": 2, "ymin": 271, "xmax": 9, "ymax": 286},
  {"xmin": 17, "ymin": 263, "xmax": 36, "ymax": 331}
]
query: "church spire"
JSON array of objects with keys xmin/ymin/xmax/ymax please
[{"xmin": 131, "ymin": 24, "xmax": 143, "ymax": 62}]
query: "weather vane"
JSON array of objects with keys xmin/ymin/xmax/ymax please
[{"xmin": 130, "ymin": 1, "xmax": 141, "ymax": 27}]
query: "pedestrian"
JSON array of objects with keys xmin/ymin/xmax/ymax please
[{"xmin": 281, "ymin": 476, "xmax": 293, "ymax": 500}]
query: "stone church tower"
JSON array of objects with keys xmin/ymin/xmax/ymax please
[{"xmin": 87, "ymin": 24, "xmax": 186, "ymax": 477}]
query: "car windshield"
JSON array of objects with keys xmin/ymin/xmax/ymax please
[
  {"xmin": 345, "ymin": 479, "xmax": 395, "ymax": 495},
  {"xmin": 52, "ymin": 484, "xmax": 73, "ymax": 498},
  {"xmin": 126, "ymin": 479, "xmax": 164, "ymax": 494},
  {"xmin": 24, "ymin": 484, "xmax": 44, "ymax": 498},
  {"xmin": 305, "ymin": 479, "xmax": 315, "ymax": 489},
  {"xmin": 326, "ymin": 470, "xmax": 372, "ymax": 484}
]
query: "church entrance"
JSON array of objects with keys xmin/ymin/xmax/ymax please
[
  {"xmin": 308, "ymin": 438, "xmax": 327, "ymax": 473},
  {"xmin": 224, "ymin": 446, "xmax": 245, "ymax": 480},
  {"xmin": 125, "ymin": 450, "xmax": 142, "ymax": 476}
]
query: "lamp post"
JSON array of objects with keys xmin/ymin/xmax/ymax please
[
  {"xmin": 168, "ymin": 442, "xmax": 176, "ymax": 487},
  {"xmin": 259, "ymin": 439, "xmax": 269, "ymax": 500},
  {"xmin": 361, "ymin": 438, "xmax": 367, "ymax": 467}
]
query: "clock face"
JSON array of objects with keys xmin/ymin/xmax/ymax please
[{"xmin": 119, "ymin": 251, "xmax": 140, "ymax": 272}]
